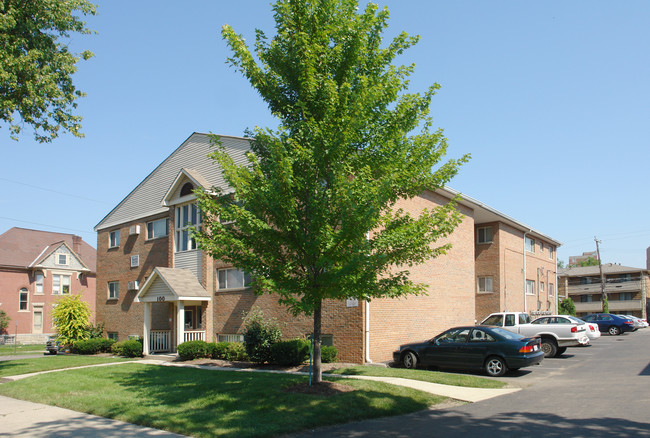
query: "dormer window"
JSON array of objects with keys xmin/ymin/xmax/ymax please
[
  {"xmin": 180, "ymin": 182, "xmax": 194, "ymax": 197},
  {"xmin": 55, "ymin": 253, "xmax": 69, "ymax": 266}
]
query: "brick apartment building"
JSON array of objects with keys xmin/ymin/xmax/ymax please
[
  {"xmin": 0, "ymin": 228, "xmax": 96, "ymax": 343},
  {"xmin": 94, "ymin": 133, "xmax": 560, "ymax": 363},
  {"xmin": 558, "ymin": 264, "xmax": 649, "ymax": 320}
]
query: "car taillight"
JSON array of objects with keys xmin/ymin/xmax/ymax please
[
  {"xmin": 624, "ymin": 320, "xmax": 633, "ymax": 325},
  {"xmin": 519, "ymin": 345, "xmax": 535, "ymax": 353},
  {"xmin": 571, "ymin": 326, "xmax": 577, "ymax": 333},
  {"xmin": 590, "ymin": 326, "xmax": 595, "ymax": 332}
]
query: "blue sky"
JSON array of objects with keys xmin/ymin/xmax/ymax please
[{"xmin": 1, "ymin": 0, "xmax": 649, "ymax": 268}]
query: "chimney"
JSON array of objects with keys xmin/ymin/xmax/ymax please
[{"xmin": 73, "ymin": 235, "xmax": 81, "ymax": 254}]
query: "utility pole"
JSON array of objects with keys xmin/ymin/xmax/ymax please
[{"xmin": 595, "ymin": 237, "xmax": 607, "ymax": 312}]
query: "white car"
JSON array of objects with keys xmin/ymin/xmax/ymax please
[
  {"xmin": 621, "ymin": 315, "xmax": 647, "ymax": 329},
  {"xmin": 569, "ymin": 316, "xmax": 601, "ymax": 341}
]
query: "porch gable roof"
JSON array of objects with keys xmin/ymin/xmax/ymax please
[{"xmin": 135, "ymin": 267, "xmax": 210, "ymax": 303}]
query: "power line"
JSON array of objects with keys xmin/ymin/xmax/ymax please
[
  {"xmin": 0, "ymin": 177, "xmax": 110, "ymax": 204},
  {"xmin": 0, "ymin": 216, "xmax": 95, "ymax": 236}
]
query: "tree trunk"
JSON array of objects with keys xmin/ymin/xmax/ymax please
[{"xmin": 313, "ymin": 299, "xmax": 322, "ymax": 383}]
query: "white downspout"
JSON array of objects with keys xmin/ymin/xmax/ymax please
[
  {"xmin": 523, "ymin": 230, "xmax": 531, "ymax": 313},
  {"xmin": 365, "ymin": 300, "xmax": 372, "ymax": 363}
]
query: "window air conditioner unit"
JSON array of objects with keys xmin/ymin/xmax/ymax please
[
  {"xmin": 128, "ymin": 280, "xmax": 139, "ymax": 291},
  {"xmin": 129, "ymin": 225, "xmax": 141, "ymax": 235}
]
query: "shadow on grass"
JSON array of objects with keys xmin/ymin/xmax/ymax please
[{"xmin": 0, "ymin": 364, "xmax": 440, "ymax": 438}]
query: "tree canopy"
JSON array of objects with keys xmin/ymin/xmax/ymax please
[
  {"xmin": 52, "ymin": 293, "xmax": 91, "ymax": 344},
  {"xmin": 196, "ymin": 0, "xmax": 468, "ymax": 382},
  {"xmin": 0, "ymin": 0, "xmax": 96, "ymax": 142}
]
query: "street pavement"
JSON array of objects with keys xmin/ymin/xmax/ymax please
[{"xmin": 288, "ymin": 328, "xmax": 650, "ymax": 438}]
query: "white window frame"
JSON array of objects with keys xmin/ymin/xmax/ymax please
[
  {"xmin": 52, "ymin": 273, "xmax": 71, "ymax": 295},
  {"xmin": 109, "ymin": 230, "xmax": 120, "ymax": 248},
  {"xmin": 35, "ymin": 271, "xmax": 44, "ymax": 294},
  {"xmin": 175, "ymin": 203, "xmax": 201, "ymax": 252},
  {"xmin": 477, "ymin": 276, "xmax": 493, "ymax": 293},
  {"xmin": 19, "ymin": 288, "xmax": 29, "ymax": 311},
  {"xmin": 549, "ymin": 246, "xmax": 554, "ymax": 260},
  {"xmin": 525, "ymin": 237, "xmax": 535, "ymax": 253},
  {"xmin": 108, "ymin": 281, "xmax": 119, "ymax": 300},
  {"xmin": 549, "ymin": 282, "xmax": 555, "ymax": 297},
  {"xmin": 131, "ymin": 255, "xmax": 140, "ymax": 268},
  {"xmin": 55, "ymin": 253, "xmax": 69, "ymax": 266},
  {"xmin": 525, "ymin": 279, "xmax": 536, "ymax": 295},
  {"xmin": 147, "ymin": 218, "xmax": 169, "ymax": 240},
  {"xmin": 540, "ymin": 282, "xmax": 545, "ymax": 294},
  {"xmin": 107, "ymin": 332, "xmax": 118, "ymax": 341},
  {"xmin": 217, "ymin": 268, "xmax": 252, "ymax": 290},
  {"xmin": 539, "ymin": 242, "xmax": 544, "ymax": 253},
  {"xmin": 477, "ymin": 226, "xmax": 493, "ymax": 244}
]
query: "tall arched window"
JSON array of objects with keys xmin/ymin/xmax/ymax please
[{"xmin": 19, "ymin": 288, "xmax": 28, "ymax": 310}]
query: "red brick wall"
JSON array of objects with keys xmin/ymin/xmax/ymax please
[
  {"xmin": 475, "ymin": 221, "xmax": 502, "ymax": 321},
  {"xmin": 96, "ymin": 213, "xmax": 170, "ymax": 340},
  {"xmin": 369, "ymin": 191, "xmax": 477, "ymax": 363}
]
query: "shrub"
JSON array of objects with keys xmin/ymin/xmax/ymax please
[
  {"xmin": 321, "ymin": 345, "xmax": 338, "ymax": 363},
  {"xmin": 86, "ymin": 322, "xmax": 106, "ymax": 339},
  {"xmin": 72, "ymin": 338, "xmax": 115, "ymax": 355},
  {"xmin": 242, "ymin": 308, "xmax": 282, "ymax": 363},
  {"xmin": 52, "ymin": 294, "xmax": 91, "ymax": 345},
  {"xmin": 558, "ymin": 298, "xmax": 576, "ymax": 316},
  {"xmin": 0, "ymin": 310, "xmax": 9, "ymax": 334},
  {"xmin": 177, "ymin": 340, "xmax": 209, "ymax": 360},
  {"xmin": 111, "ymin": 339, "xmax": 143, "ymax": 357},
  {"xmin": 210, "ymin": 342, "xmax": 248, "ymax": 361},
  {"xmin": 270, "ymin": 339, "xmax": 310, "ymax": 366}
]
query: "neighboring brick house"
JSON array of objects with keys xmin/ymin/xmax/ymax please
[
  {"xmin": 94, "ymin": 132, "xmax": 560, "ymax": 363},
  {"xmin": 0, "ymin": 228, "xmax": 96, "ymax": 343},
  {"xmin": 558, "ymin": 264, "xmax": 649, "ymax": 320}
]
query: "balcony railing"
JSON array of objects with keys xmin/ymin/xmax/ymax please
[
  {"xmin": 183, "ymin": 330, "xmax": 206, "ymax": 343},
  {"xmin": 566, "ymin": 281, "xmax": 641, "ymax": 295},
  {"xmin": 150, "ymin": 330, "xmax": 171, "ymax": 353},
  {"xmin": 574, "ymin": 299, "xmax": 643, "ymax": 313}
]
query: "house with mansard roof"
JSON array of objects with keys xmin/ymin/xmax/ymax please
[
  {"xmin": 94, "ymin": 132, "xmax": 560, "ymax": 363},
  {"xmin": 0, "ymin": 227, "xmax": 96, "ymax": 343}
]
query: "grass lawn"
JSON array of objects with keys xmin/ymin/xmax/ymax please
[
  {"xmin": 0, "ymin": 344, "xmax": 46, "ymax": 355},
  {"xmin": 330, "ymin": 366, "xmax": 507, "ymax": 389},
  {"xmin": 0, "ymin": 355, "xmax": 133, "ymax": 377},
  {"xmin": 0, "ymin": 363, "xmax": 446, "ymax": 437}
]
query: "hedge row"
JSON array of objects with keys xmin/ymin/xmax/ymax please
[
  {"xmin": 177, "ymin": 339, "xmax": 337, "ymax": 365},
  {"xmin": 177, "ymin": 340, "xmax": 248, "ymax": 361},
  {"xmin": 111, "ymin": 339, "xmax": 143, "ymax": 357},
  {"xmin": 72, "ymin": 338, "xmax": 116, "ymax": 355}
]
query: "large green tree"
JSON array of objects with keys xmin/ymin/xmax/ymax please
[
  {"xmin": 0, "ymin": 0, "xmax": 96, "ymax": 142},
  {"xmin": 52, "ymin": 293, "xmax": 91, "ymax": 345},
  {"xmin": 196, "ymin": 0, "xmax": 468, "ymax": 383}
]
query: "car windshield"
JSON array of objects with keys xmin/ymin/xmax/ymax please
[
  {"xmin": 490, "ymin": 327, "xmax": 525, "ymax": 340},
  {"xmin": 482, "ymin": 315, "xmax": 503, "ymax": 325}
]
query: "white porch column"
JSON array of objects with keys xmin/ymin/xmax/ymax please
[
  {"xmin": 143, "ymin": 302, "xmax": 151, "ymax": 356},
  {"xmin": 176, "ymin": 301, "xmax": 185, "ymax": 348}
]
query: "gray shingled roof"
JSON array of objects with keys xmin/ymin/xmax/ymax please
[
  {"xmin": 558, "ymin": 263, "xmax": 648, "ymax": 277},
  {"xmin": 150, "ymin": 267, "xmax": 210, "ymax": 299}
]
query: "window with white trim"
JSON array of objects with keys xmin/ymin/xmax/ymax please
[
  {"xmin": 19, "ymin": 288, "xmax": 28, "ymax": 310},
  {"xmin": 525, "ymin": 279, "xmax": 536, "ymax": 295},
  {"xmin": 217, "ymin": 268, "xmax": 251, "ymax": 290},
  {"xmin": 107, "ymin": 332, "xmax": 118, "ymax": 341},
  {"xmin": 477, "ymin": 227, "xmax": 493, "ymax": 244},
  {"xmin": 549, "ymin": 282, "xmax": 555, "ymax": 296},
  {"xmin": 147, "ymin": 218, "xmax": 169, "ymax": 239},
  {"xmin": 52, "ymin": 274, "xmax": 71, "ymax": 294},
  {"xmin": 108, "ymin": 281, "xmax": 119, "ymax": 299},
  {"xmin": 525, "ymin": 237, "xmax": 535, "ymax": 253},
  {"xmin": 55, "ymin": 253, "xmax": 69, "ymax": 266},
  {"xmin": 539, "ymin": 242, "xmax": 544, "ymax": 253},
  {"xmin": 109, "ymin": 230, "xmax": 120, "ymax": 248},
  {"xmin": 477, "ymin": 276, "xmax": 493, "ymax": 293},
  {"xmin": 549, "ymin": 246, "xmax": 555, "ymax": 260},
  {"xmin": 540, "ymin": 282, "xmax": 545, "ymax": 294},
  {"xmin": 175, "ymin": 203, "xmax": 201, "ymax": 252},
  {"xmin": 35, "ymin": 271, "xmax": 44, "ymax": 294}
]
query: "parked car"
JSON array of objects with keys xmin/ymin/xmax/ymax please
[
  {"xmin": 392, "ymin": 325, "xmax": 544, "ymax": 377},
  {"xmin": 46, "ymin": 338, "xmax": 61, "ymax": 355},
  {"xmin": 568, "ymin": 316, "xmax": 601, "ymax": 341},
  {"xmin": 621, "ymin": 315, "xmax": 647, "ymax": 329},
  {"xmin": 581, "ymin": 313, "xmax": 636, "ymax": 335},
  {"xmin": 481, "ymin": 312, "xmax": 589, "ymax": 358}
]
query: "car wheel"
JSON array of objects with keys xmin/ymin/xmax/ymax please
[
  {"xmin": 556, "ymin": 347, "xmax": 567, "ymax": 356},
  {"xmin": 608, "ymin": 326, "xmax": 621, "ymax": 336},
  {"xmin": 402, "ymin": 351, "xmax": 418, "ymax": 369},
  {"xmin": 540, "ymin": 339, "xmax": 558, "ymax": 358},
  {"xmin": 485, "ymin": 356, "xmax": 507, "ymax": 377}
]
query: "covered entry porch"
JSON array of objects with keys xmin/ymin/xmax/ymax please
[{"xmin": 134, "ymin": 267, "xmax": 211, "ymax": 355}]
